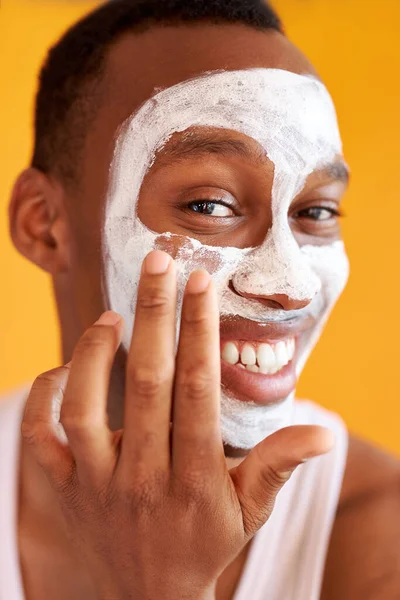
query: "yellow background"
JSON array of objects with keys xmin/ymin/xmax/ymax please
[{"xmin": 1, "ymin": 1, "xmax": 399, "ymax": 453}]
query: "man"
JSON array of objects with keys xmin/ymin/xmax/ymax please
[{"xmin": 1, "ymin": 0, "xmax": 399, "ymax": 598}]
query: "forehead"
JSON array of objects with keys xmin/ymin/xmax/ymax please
[
  {"xmin": 112, "ymin": 65, "xmax": 341, "ymax": 176},
  {"xmin": 96, "ymin": 24, "xmax": 317, "ymax": 138},
  {"xmin": 81, "ymin": 24, "xmax": 321, "ymax": 204}
]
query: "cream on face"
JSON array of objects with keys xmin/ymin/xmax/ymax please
[{"xmin": 103, "ymin": 68, "xmax": 349, "ymax": 450}]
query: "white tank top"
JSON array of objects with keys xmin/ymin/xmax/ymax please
[{"xmin": 0, "ymin": 387, "xmax": 348, "ymax": 600}]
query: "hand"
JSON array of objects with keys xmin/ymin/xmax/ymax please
[{"xmin": 22, "ymin": 250, "xmax": 334, "ymax": 600}]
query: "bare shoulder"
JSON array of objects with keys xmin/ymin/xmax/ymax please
[
  {"xmin": 321, "ymin": 435, "xmax": 400, "ymax": 599},
  {"xmin": 339, "ymin": 435, "xmax": 400, "ymax": 504}
]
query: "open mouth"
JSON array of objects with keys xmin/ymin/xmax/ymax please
[
  {"xmin": 220, "ymin": 338, "xmax": 298, "ymax": 405},
  {"xmin": 221, "ymin": 338, "xmax": 295, "ymax": 375},
  {"xmin": 218, "ymin": 315, "xmax": 309, "ymax": 405}
]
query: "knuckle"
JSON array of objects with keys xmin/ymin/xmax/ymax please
[
  {"xmin": 259, "ymin": 463, "xmax": 290, "ymax": 493},
  {"xmin": 116, "ymin": 469, "xmax": 167, "ymax": 516},
  {"xmin": 141, "ymin": 429, "xmax": 159, "ymax": 450},
  {"xmin": 59, "ymin": 413, "xmax": 91, "ymax": 435},
  {"xmin": 173, "ymin": 474, "xmax": 210, "ymax": 510},
  {"xmin": 130, "ymin": 487, "xmax": 159, "ymax": 517},
  {"xmin": 128, "ymin": 364, "xmax": 172, "ymax": 399},
  {"xmin": 32, "ymin": 368, "xmax": 66, "ymax": 394},
  {"xmin": 73, "ymin": 327, "xmax": 114, "ymax": 357},
  {"xmin": 253, "ymin": 443, "xmax": 291, "ymax": 492},
  {"xmin": 178, "ymin": 368, "xmax": 213, "ymax": 400},
  {"xmin": 137, "ymin": 286, "xmax": 172, "ymax": 316},
  {"xmin": 21, "ymin": 420, "xmax": 51, "ymax": 447},
  {"xmin": 182, "ymin": 305, "xmax": 209, "ymax": 334}
]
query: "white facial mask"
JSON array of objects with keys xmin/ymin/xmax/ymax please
[{"xmin": 103, "ymin": 68, "xmax": 349, "ymax": 450}]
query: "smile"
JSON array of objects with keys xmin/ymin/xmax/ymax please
[
  {"xmin": 221, "ymin": 338, "xmax": 295, "ymax": 375},
  {"xmin": 218, "ymin": 316, "xmax": 304, "ymax": 405}
]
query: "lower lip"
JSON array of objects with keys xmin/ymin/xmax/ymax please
[{"xmin": 220, "ymin": 360, "xmax": 297, "ymax": 406}]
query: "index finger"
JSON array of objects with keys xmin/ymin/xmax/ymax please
[{"xmin": 119, "ymin": 250, "xmax": 177, "ymax": 477}]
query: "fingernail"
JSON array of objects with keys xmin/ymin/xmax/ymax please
[
  {"xmin": 186, "ymin": 269, "xmax": 211, "ymax": 294},
  {"xmin": 144, "ymin": 250, "xmax": 171, "ymax": 275},
  {"xmin": 95, "ymin": 311, "xmax": 121, "ymax": 326}
]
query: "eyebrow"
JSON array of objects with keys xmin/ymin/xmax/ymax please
[
  {"xmin": 156, "ymin": 131, "xmax": 350, "ymax": 183},
  {"xmin": 322, "ymin": 161, "xmax": 350, "ymax": 184},
  {"xmin": 157, "ymin": 131, "xmax": 266, "ymax": 165}
]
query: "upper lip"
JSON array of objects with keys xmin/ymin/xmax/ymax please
[{"xmin": 219, "ymin": 314, "xmax": 315, "ymax": 343}]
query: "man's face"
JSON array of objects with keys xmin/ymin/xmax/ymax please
[{"xmin": 65, "ymin": 25, "xmax": 349, "ymax": 451}]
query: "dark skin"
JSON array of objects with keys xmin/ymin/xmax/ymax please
[{"xmin": 9, "ymin": 23, "xmax": 400, "ymax": 600}]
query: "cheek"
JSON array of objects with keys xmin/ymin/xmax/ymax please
[
  {"xmin": 155, "ymin": 233, "xmax": 227, "ymax": 274},
  {"xmin": 154, "ymin": 233, "xmax": 190, "ymax": 259},
  {"xmin": 191, "ymin": 247, "xmax": 226, "ymax": 274},
  {"xmin": 303, "ymin": 244, "xmax": 350, "ymax": 308},
  {"xmin": 137, "ymin": 172, "xmax": 174, "ymax": 234}
]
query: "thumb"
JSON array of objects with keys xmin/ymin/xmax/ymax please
[{"xmin": 230, "ymin": 425, "xmax": 335, "ymax": 539}]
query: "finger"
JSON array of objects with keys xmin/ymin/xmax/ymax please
[
  {"xmin": 230, "ymin": 425, "xmax": 335, "ymax": 539},
  {"xmin": 60, "ymin": 311, "xmax": 123, "ymax": 482},
  {"xmin": 21, "ymin": 365, "xmax": 73, "ymax": 484},
  {"xmin": 119, "ymin": 250, "xmax": 177, "ymax": 477},
  {"xmin": 172, "ymin": 269, "xmax": 224, "ymax": 483}
]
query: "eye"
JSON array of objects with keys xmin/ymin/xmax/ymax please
[
  {"xmin": 187, "ymin": 200, "xmax": 235, "ymax": 217},
  {"xmin": 295, "ymin": 206, "xmax": 341, "ymax": 221}
]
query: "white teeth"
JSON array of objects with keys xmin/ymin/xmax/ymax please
[
  {"xmin": 221, "ymin": 338, "xmax": 296, "ymax": 375},
  {"xmin": 241, "ymin": 343, "xmax": 257, "ymax": 366},
  {"xmin": 275, "ymin": 341, "xmax": 289, "ymax": 369},
  {"xmin": 288, "ymin": 338, "xmax": 296, "ymax": 360},
  {"xmin": 221, "ymin": 342, "xmax": 239, "ymax": 365},
  {"xmin": 257, "ymin": 344, "xmax": 276, "ymax": 371}
]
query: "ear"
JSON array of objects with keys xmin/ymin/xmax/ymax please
[{"xmin": 9, "ymin": 168, "xmax": 71, "ymax": 274}]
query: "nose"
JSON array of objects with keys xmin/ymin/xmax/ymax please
[
  {"xmin": 229, "ymin": 230, "xmax": 322, "ymax": 312},
  {"xmin": 229, "ymin": 283, "xmax": 313, "ymax": 311}
]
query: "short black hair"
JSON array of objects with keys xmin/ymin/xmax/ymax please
[{"xmin": 31, "ymin": 0, "xmax": 283, "ymax": 187}]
